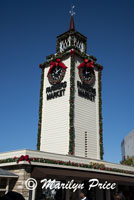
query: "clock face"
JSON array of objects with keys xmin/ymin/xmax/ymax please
[
  {"xmin": 48, "ymin": 65, "xmax": 66, "ymax": 85},
  {"xmin": 79, "ymin": 66, "xmax": 95, "ymax": 85}
]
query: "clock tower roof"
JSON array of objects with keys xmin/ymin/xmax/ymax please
[
  {"xmin": 57, "ymin": 15, "xmax": 86, "ymax": 39},
  {"xmin": 56, "ymin": 16, "xmax": 87, "ymax": 53}
]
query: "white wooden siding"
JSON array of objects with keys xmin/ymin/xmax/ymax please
[{"xmin": 74, "ymin": 56, "xmax": 100, "ymax": 159}]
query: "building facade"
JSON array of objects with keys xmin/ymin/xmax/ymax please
[
  {"xmin": 37, "ymin": 16, "xmax": 103, "ymax": 160},
  {"xmin": 1, "ymin": 149, "xmax": 134, "ymax": 200},
  {"xmin": 121, "ymin": 130, "xmax": 134, "ymax": 160}
]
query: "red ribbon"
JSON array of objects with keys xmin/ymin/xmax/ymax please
[
  {"xmin": 77, "ymin": 59, "xmax": 94, "ymax": 69},
  {"xmin": 17, "ymin": 155, "xmax": 31, "ymax": 164},
  {"xmin": 47, "ymin": 58, "xmax": 67, "ymax": 76}
]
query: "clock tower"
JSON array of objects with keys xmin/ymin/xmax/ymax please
[{"xmin": 37, "ymin": 16, "xmax": 103, "ymax": 160}]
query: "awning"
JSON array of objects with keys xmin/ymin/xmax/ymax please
[
  {"xmin": 0, "ymin": 168, "xmax": 18, "ymax": 178},
  {"xmin": 32, "ymin": 166, "xmax": 134, "ymax": 185}
]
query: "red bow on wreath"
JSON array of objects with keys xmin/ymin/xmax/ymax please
[
  {"xmin": 77, "ymin": 59, "xmax": 94, "ymax": 69},
  {"xmin": 17, "ymin": 155, "xmax": 31, "ymax": 164},
  {"xmin": 47, "ymin": 58, "xmax": 67, "ymax": 76}
]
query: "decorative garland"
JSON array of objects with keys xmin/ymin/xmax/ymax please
[
  {"xmin": 37, "ymin": 67, "xmax": 44, "ymax": 150},
  {"xmin": 1, "ymin": 156, "xmax": 134, "ymax": 175},
  {"xmin": 69, "ymin": 50, "xmax": 75, "ymax": 155},
  {"xmin": 98, "ymin": 71, "xmax": 104, "ymax": 160},
  {"xmin": 43, "ymin": 48, "xmax": 99, "ymax": 69}
]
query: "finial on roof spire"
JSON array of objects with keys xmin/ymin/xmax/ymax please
[
  {"xmin": 69, "ymin": 5, "xmax": 75, "ymax": 16},
  {"xmin": 69, "ymin": 5, "xmax": 75, "ymax": 30}
]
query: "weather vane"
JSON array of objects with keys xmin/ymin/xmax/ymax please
[{"xmin": 69, "ymin": 5, "xmax": 76, "ymax": 16}]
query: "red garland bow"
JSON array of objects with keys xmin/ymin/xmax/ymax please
[
  {"xmin": 47, "ymin": 58, "xmax": 67, "ymax": 76},
  {"xmin": 17, "ymin": 155, "xmax": 31, "ymax": 164},
  {"xmin": 77, "ymin": 59, "xmax": 94, "ymax": 69}
]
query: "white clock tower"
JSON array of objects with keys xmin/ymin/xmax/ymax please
[{"xmin": 37, "ymin": 15, "xmax": 103, "ymax": 160}]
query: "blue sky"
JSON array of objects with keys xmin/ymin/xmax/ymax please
[{"xmin": 0, "ymin": 0, "xmax": 134, "ymax": 164}]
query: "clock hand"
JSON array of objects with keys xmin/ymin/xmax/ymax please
[
  {"xmin": 55, "ymin": 69, "xmax": 58, "ymax": 74},
  {"xmin": 54, "ymin": 68, "xmax": 60, "ymax": 74},
  {"xmin": 56, "ymin": 69, "xmax": 61, "ymax": 74}
]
